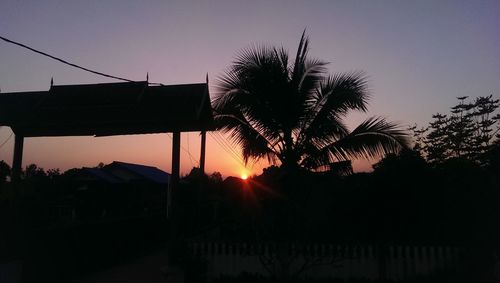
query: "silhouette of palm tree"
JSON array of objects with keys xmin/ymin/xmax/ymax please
[{"xmin": 214, "ymin": 32, "xmax": 409, "ymax": 172}]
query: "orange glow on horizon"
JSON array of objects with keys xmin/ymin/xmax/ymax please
[{"xmin": 0, "ymin": 129, "xmax": 375, "ymax": 178}]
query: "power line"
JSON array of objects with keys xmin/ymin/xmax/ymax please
[
  {"xmin": 213, "ymin": 132, "xmax": 246, "ymax": 164},
  {"xmin": 215, "ymin": 135, "xmax": 242, "ymax": 164},
  {"xmin": 184, "ymin": 133, "xmax": 197, "ymax": 167},
  {"xmin": 210, "ymin": 133, "xmax": 243, "ymax": 167},
  {"xmin": 0, "ymin": 35, "xmax": 134, "ymax": 83},
  {"xmin": 186, "ymin": 133, "xmax": 195, "ymax": 165},
  {"xmin": 167, "ymin": 133, "xmax": 199, "ymax": 166},
  {"xmin": 210, "ymin": 132, "xmax": 240, "ymax": 162},
  {"xmin": 218, "ymin": 134, "xmax": 246, "ymax": 165},
  {"xmin": 209, "ymin": 132, "xmax": 247, "ymax": 168},
  {"xmin": 0, "ymin": 132, "xmax": 13, "ymax": 149},
  {"xmin": 211, "ymin": 132, "xmax": 270, "ymax": 172},
  {"xmin": 0, "ymin": 35, "xmax": 164, "ymax": 85}
]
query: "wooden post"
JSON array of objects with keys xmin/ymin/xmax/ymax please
[
  {"xmin": 168, "ymin": 131, "xmax": 181, "ymax": 266},
  {"xmin": 168, "ymin": 131, "xmax": 181, "ymax": 218},
  {"xmin": 12, "ymin": 134, "xmax": 24, "ymax": 182},
  {"xmin": 200, "ymin": 130, "xmax": 206, "ymax": 175}
]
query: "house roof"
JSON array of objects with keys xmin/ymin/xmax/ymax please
[
  {"xmin": 105, "ymin": 161, "xmax": 170, "ymax": 184},
  {"xmin": 0, "ymin": 81, "xmax": 213, "ymax": 137},
  {"xmin": 81, "ymin": 167, "xmax": 122, "ymax": 183},
  {"xmin": 78, "ymin": 161, "xmax": 170, "ymax": 184}
]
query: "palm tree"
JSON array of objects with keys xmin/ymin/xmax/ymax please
[{"xmin": 214, "ymin": 32, "xmax": 409, "ymax": 172}]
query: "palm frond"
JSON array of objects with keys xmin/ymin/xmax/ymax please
[
  {"xmin": 214, "ymin": 45, "xmax": 290, "ymax": 140},
  {"xmin": 214, "ymin": 113, "xmax": 278, "ymax": 164},
  {"xmin": 325, "ymin": 117, "xmax": 410, "ymax": 160},
  {"xmin": 298, "ymin": 116, "xmax": 350, "ymax": 149},
  {"xmin": 315, "ymin": 72, "xmax": 370, "ymax": 114},
  {"xmin": 297, "ymin": 58, "xmax": 327, "ymax": 93},
  {"xmin": 292, "ymin": 30, "xmax": 308, "ymax": 81},
  {"xmin": 214, "ymin": 32, "xmax": 408, "ymax": 171},
  {"xmin": 296, "ymin": 72, "xmax": 369, "ymax": 148}
]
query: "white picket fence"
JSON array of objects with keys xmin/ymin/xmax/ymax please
[{"xmin": 188, "ymin": 242, "xmax": 464, "ymax": 280}]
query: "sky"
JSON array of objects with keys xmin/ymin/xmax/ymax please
[{"xmin": 0, "ymin": 0, "xmax": 499, "ymax": 177}]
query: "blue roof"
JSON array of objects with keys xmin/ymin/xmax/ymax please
[
  {"xmin": 107, "ymin": 161, "xmax": 171, "ymax": 184},
  {"xmin": 82, "ymin": 167, "xmax": 122, "ymax": 183}
]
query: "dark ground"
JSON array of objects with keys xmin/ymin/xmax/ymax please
[{"xmin": 69, "ymin": 249, "xmax": 168, "ymax": 283}]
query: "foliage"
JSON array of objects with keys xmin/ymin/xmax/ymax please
[
  {"xmin": 47, "ymin": 168, "xmax": 61, "ymax": 179},
  {"xmin": 372, "ymin": 148, "xmax": 429, "ymax": 175},
  {"xmin": 410, "ymin": 95, "xmax": 500, "ymax": 165},
  {"xmin": 0, "ymin": 160, "xmax": 11, "ymax": 183},
  {"xmin": 24, "ymin": 163, "xmax": 47, "ymax": 180},
  {"xmin": 214, "ymin": 32, "xmax": 409, "ymax": 172},
  {"xmin": 483, "ymin": 141, "xmax": 500, "ymax": 171}
]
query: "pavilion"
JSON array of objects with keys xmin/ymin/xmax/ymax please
[{"xmin": 0, "ymin": 80, "xmax": 214, "ymax": 215}]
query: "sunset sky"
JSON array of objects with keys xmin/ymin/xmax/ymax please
[{"xmin": 0, "ymin": 0, "xmax": 499, "ymax": 177}]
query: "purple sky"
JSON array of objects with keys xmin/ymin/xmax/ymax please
[{"xmin": 1, "ymin": 0, "xmax": 499, "ymax": 177}]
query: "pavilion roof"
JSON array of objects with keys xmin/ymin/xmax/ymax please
[{"xmin": 0, "ymin": 81, "xmax": 213, "ymax": 137}]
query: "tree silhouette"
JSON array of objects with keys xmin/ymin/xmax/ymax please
[
  {"xmin": 411, "ymin": 95, "xmax": 499, "ymax": 165},
  {"xmin": 214, "ymin": 32, "xmax": 408, "ymax": 172},
  {"xmin": 24, "ymin": 164, "xmax": 47, "ymax": 180},
  {"xmin": 0, "ymin": 160, "xmax": 11, "ymax": 183}
]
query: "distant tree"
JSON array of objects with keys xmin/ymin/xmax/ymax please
[
  {"xmin": 24, "ymin": 164, "xmax": 47, "ymax": 180},
  {"xmin": 483, "ymin": 141, "xmax": 500, "ymax": 171},
  {"xmin": 0, "ymin": 160, "xmax": 11, "ymax": 183},
  {"xmin": 47, "ymin": 168, "xmax": 61, "ymax": 179},
  {"xmin": 183, "ymin": 167, "xmax": 203, "ymax": 180},
  {"xmin": 61, "ymin": 168, "xmax": 80, "ymax": 179},
  {"xmin": 424, "ymin": 113, "xmax": 449, "ymax": 163},
  {"xmin": 411, "ymin": 95, "xmax": 499, "ymax": 165},
  {"xmin": 208, "ymin": 171, "xmax": 223, "ymax": 184},
  {"xmin": 372, "ymin": 149, "xmax": 428, "ymax": 175},
  {"xmin": 448, "ymin": 96, "xmax": 476, "ymax": 159},
  {"xmin": 472, "ymin": 95, "xmax": 500, "ymax": 153},
  {"xmin": 214, "ymin": 31, "xmax": 409, "ymax": 173}
]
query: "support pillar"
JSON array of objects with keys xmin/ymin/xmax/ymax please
[
  {"xmin": 168, "ymin": 131, "xmax": 181, "ymax": 218},
  {"xmin": 168, "ymin": 131, "xmax": 181, "ymax": 266},
  {"xmin": 199, "ymin": 130, "xmax": 206, "ymax": 175},
  {"xmin": 12, "ymin": 134, "xmax": 24, "ymax": 182}
]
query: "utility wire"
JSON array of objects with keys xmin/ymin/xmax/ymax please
[
  {"xmin": 210, "ymin": 133, "xmax": 239, "ymax": 162},
  {"xmin": 209, "ymin": 132, "xmax": 247, "ymax": 168},
  {"xmin": 210, "ymin": 133, "xmax": 243, "ymax": 167},
  {"xmin": 0, "ymin": 35, "xmax": 134, "ymax": 83},
  {"xmin": 212, "ymin": 132, "xmax": 268, "ymax": 172},
  {"xmin": 167, "ymin": 133, "xmax": 199, "ymax": 166},
  {"xmin": 210, "ymin": 132, "xmax": 236, "ymax": 159},
  {"xmin": 186, "ymin": 133, "xmax": 195, "ymax": 165},
  {"xmin": 184, "ymin": 133, "xmax": 197, "ymax": 167},
  {"xmin": 217, "ymin": 134, "xmax": 246, "ymax": 165},
  {"xmin": 213, "ymin": 132, "xmax": 245, "ymax": 164},
  {"xmin": 1, "ymin": 35, "xmax": 166, "ymax": 85},
  {"xmin": 0, "ymin": 132, "xmax": 13, "ymax": 149}
]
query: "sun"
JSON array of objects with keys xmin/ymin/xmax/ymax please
[{"xmin": 240, "ymin": 173, "xmax": 248, "ymax": 180}]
